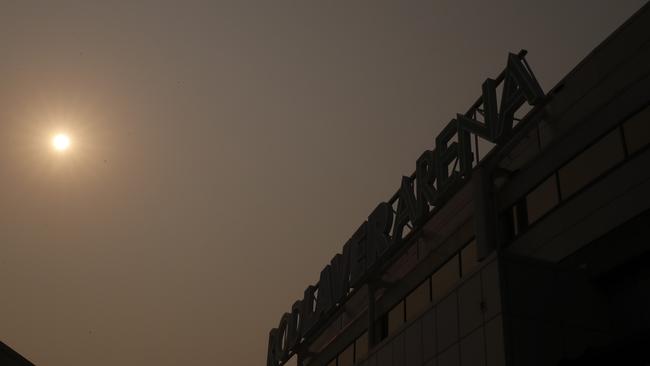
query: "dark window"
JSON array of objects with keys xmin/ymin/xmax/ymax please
[
  {"xmin": 338, "ymin": 342, "xmax": 354, "ymax": 366},
  {"xmin": 387, "ymin": 300, "xmax": 405, "ymax": 336},
  {"xmin": 431, "ymin": 254, "xmax": 460, "ymax": 303},
  {"xmin": 354, "ymin": 332, "xmax": 368, "ymax": 362},
  {"xmin": 485, "ymin": 315, "xmax": 505, "ymax": 366},
  {"xmin": 377, "ymin": 314, "xmax": 389, "ymax": 342},
  {"xmin": 405, "ymin": 279, "xmax": 431, "ymax": 321},
  {"xmin": 460, "ymin": 239, "xmax": 479, "ymax": 276},
  {"xmin": 525, "ymin": 174, "xmax": 559, "ymax": 224}
]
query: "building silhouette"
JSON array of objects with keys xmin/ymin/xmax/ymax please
[
  {"xmin": 0, "ymin": 342, "xmax": 36, "ymax": 366},
  {"xmin": 267, "ymin": 3, "xmax": 650, "ymax": 366}
]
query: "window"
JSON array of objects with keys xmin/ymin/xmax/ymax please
[
  {"xmin": 525, "ymin": 174, "xmax": 559, "ymax": 224},
  {"xmin": 460, "ymin": 239, "xmax": 479, "ymax": 276},
  {"xmin": 431, "ymin": 254, "xmax": 460, "ymax": 303},
  {"xmin": 338, "ymin": 342, "xmax": 354, "ymax": 366},
  {"xmin": 377, "ymin": 314, "xmax": 389, "ymax": 342},
  {"xmin": 387, "ymin": 301, "xmax": 405, "ymax": 336},
  {"xmin": 328, "ymin": 332, "xmax": 368, "ymax": 366},
  {"xmin": 623, "ymin": 105, "xmax": 650, "ymax": 154},
  {"xmin": 558, "ymin": 129, "xmax": 625, "ymax": 198},
  {"xmin": 485, "ymin": 316, "xmax": 505, "ymax": 366},
  {"xmin": 354, "ymin": 332, "xmax": 368, "ymax": 362},
  {"xmin": 405, "ymin": 279, "xmax": 431, "ymax": 321}
]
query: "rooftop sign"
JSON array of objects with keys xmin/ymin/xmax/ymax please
[{"xmin": 267, "ymin": 51, "xmax": 544, "ymax": 366}]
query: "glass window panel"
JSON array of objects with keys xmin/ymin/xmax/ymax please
[
  {"xmin": 481, "ymin": 260, "xmax": 502, "ymax": 320},
  {"xmin": 558, "ymin": 129, "xmax": 624, "ymax": 198},
  {"xmin": 623, "ymin": 105, "xmax": 650, "ymax": 154},
  {"xmin": 309, "ymin": 314, "xmax": 343, "ymax": 353},
  {"xmin": 355, "ymin": 332, "xmax": 368, "ymax": 362},
  {"xmin": 525, "ymin": 174, "xmax": 559, "ymax": 224},
  {"xmin": 438, "ymin": 343, "xmax": 460, "ymax": 366},
  {"xmin": 485, "ymin": 315, "xmax": 505, "ymax": 366},
  {"xmin": 377, "ymin": 314, "xmax": 389, "ymax": 342},
  {"xmin": 461, "ymin": 239, "xmax": 479, "ymax": 277},
  {"xmin": 406, "ymin": 279, "xmax": 431, "ymax": 321},
  {"xmin": 388, "ymin": 301, "xmax": 405, "ymax": 336},
  {"xmin": 460, "ymin": 328, "xmax": 486, "ymax": 366},
  {"xmin": 338, "ymin": 343, "xmax": 354, "ymax": 366},
  {"xmin": 431, "ymin": 254, "xmax": 460, "ymax": 303}
]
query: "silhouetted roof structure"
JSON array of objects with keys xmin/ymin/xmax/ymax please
[{"xmin": 0, "ymin": 342, "xmax": 35, "ymax": 366}]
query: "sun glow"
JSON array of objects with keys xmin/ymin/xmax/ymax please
[{"xmin": 52, "ymin": 133, "xmax": 71, "ymax": 151}]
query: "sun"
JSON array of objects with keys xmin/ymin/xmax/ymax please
[{"xmin": 52, "ymin": 133, "xmax": 71, "ymax": 151}]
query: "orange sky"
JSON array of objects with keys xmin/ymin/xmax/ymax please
[{"xmin": 0, "ymin": 1, "xmax": 645, "ymax": 365}]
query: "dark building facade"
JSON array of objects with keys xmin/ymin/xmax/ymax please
[
  {"xmin": 0, "ymin": 342, "xmax": 36, "ymax": 366},
  {"xmin": 268, "ymin": 4, "xmax": 650, "ymax": 366}
]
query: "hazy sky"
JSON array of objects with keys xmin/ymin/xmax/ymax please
[{"xmin": 0, "ymin": 1, "xmax": 645, "ymax": 365}]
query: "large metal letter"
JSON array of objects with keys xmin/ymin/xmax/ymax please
[
  {"xmin": 366, "ymin": 202, "xmax": 394, "ymax": 268},
  {"xmin": 348, "ymin": 223, "xmax": 368, "ymax": 288},
  {"xmin": 496, "ymin": 53, "xmax": 545, "ymax": 143},
  {"xmin": 330, "ymin": 250, "xmax": 350, "ymax": 305},
  {"xmin": 436, "ymin": 119, "xmax": 461, "ymax": 195},
  {"xmin": 275, "ymin": 313, "xmax": 291, "ymax": 362},
  {"xmin": 299, "ymin": 285, "xmax": 317, "ymax": 336},
  {"xmin": 457, "ymin": 79, "xmax": 499, "ymax": 141},
  {"xmin": 286, "ymin": 300, "xmax": 302, "ymax": 350},
  {"xmin": 314, "ymin": 265, "xmax": 334, "ymax": 318},
  {"xmin": 267, "ymin": 328, "xmax": 279, "ymax": 366},
  {"xmin": 416, "ymin": 150, "xmax": 439, "ymax": 210},
  {"xmin": 393, "ymin": 177, "xmax": 419, "ymax": 243}
]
